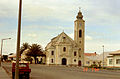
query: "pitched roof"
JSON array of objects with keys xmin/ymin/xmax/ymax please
[
  {"xmin": 84, "ymin": 52, "xmax": 99, "ymax": 61},
  {"xmin": 109, "ymin": 50, "xmax": 120, "ymax": 55},
  {"xmin": 8, "ymin": 54, "xmax": 21, "ymax": 58}
]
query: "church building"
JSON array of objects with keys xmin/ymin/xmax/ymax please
[{"xmin": 45, "ymin": 10, "xmax": 85, "ymax": 66}]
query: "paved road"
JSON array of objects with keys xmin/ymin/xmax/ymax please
[
  {"xmin": 2, "ymin": 62, "xmax": 120, "ymax": 79},
  {"xmin": 30, "ymin": 65, "xmax": 120, "ymax": 79}
]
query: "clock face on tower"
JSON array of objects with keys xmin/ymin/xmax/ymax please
[{"xmin": 79, "ymin": 23, "xmax": 82, "ymax": 27}]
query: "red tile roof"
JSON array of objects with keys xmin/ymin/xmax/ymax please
[
  {"xmin": 9, "ymin": 55, "xmax": 21, "ymax": 58},
  {"xmin": 84, "ymin": 52, "xmax": 97, "ymax": 56}
]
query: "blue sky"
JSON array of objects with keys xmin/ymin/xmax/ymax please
[{"xmin": 0, "ymin": 0, "xmax": 120, "ymax": 55}]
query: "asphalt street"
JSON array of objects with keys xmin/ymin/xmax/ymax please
[
  {"xmin": 30, "ymin": 64, "xmax": 120, "ymax": 79},
  {"xmin": 2, "ymin": 62, "xmax": 120, "ymax": 79}
]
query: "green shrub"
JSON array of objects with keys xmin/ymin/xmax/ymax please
[{"xmin": 90, "ymin": 61, "xmax": 98, "ymax": 68}]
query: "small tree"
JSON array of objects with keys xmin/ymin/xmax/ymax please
[
  {"xmin": 26, "ymin": 44, "xmax": 43, "ymax": 64},
  {"xmin": 90, "ymin": 61, "xmax": 98, "ymax": 68},
  {"xmin": 3, "ymin": 55, "xmax": 8, "ymax": 61},
  {"xmin": 20, "ymin": 42, "xmax": 30, "ymax": 55}
]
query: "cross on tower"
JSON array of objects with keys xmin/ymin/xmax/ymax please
[{"xmin": 79, "ymin": 7, "xmax": 81, "ymax": 12}]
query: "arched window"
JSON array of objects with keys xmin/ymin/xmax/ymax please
[
  {"xmin": 63, "ymin": 47, "xmax": 66, "ymax": 52},
  {"xmin": 79, "ymin": 30, "xmax": 82, "ymax": 37},
  {"xmin": 51, "ymin": 51, "xmax": 54, "ymax": 55},
  {"xmin": 74, "ymin": 51, "xmax": 77, "ymax": 56},
  {"xmin": 51, "ymin": 59, "xmax": 53, "ymax": 63}
]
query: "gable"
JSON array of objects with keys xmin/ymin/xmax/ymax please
[
  {"xmin": 56, "ymin": 32, "xmax": 74, "ymax": 44},
  {"xmin": 45, "ymin": 32, "xmax": 78, "ymax": 50}
]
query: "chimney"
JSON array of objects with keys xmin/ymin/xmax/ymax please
[{"xmin": 95, "ymin": 52, "xmax": 96, "ymax": 55}]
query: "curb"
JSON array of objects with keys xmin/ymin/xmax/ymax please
[{"xmin": 2, "ymin": 66, "xmax": 12, "ymax": 78}]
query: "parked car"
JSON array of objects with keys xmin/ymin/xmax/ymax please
[{"xmin": 12, "ymin": 63, "xmax": 31, "ymax": 79}]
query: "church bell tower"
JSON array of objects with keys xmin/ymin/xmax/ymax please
[{"xmin": 74, "ymin": 9, "xmax": 85, "ymax": 66}]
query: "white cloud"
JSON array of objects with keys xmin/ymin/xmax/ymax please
[
  {"xmin": 0, "ymin": 0, "xmax": 18, "ymax": 18},
  {"xmin": 0, "ymin": 0, "xmax": 120, "ymax": 26},
  {"xmin": 0, "ymin": 0, "xmax": 76, "ymax": 21},
  {"xmin": 68, "ymin": 33, "xmax": 93, "ymax": 41},
  {"xmin": 85, "ymin": 35, "xmax": 93, "ymax": 40},
  {"xmin": 27, "ymin": 33, "xmax": 37, "ymax": 38},
  {"xmin": 0, "ymin": 23, "xmax": 4, "ymax": 27},
  {"xmin": 0, "ymin": 0, "xmax": 120, "ymax": 54},
  {"xmin": 23, "ymin": 25, "xmax": 73, "ymax": 32},
  {"xmin": 68, "ymin": 33, "xmax": 74, "ymax": 39}
]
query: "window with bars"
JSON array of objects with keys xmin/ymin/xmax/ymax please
[{"xmin": 109, "ymin": 59, "xmax": 112, "ymax": 65}]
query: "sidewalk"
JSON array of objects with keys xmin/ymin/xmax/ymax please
[{"xmin": 0, "ymin": 67, "xmax": 11, "ymax": 79}]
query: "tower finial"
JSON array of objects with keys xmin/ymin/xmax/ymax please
[{"xmin": 76, "ymin": 7, "xmax": 83, "ymax": 19}]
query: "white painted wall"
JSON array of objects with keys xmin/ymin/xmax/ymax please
[{"xmin": 107, "ymin": 55, "xmax": 120, "ymax": 67}]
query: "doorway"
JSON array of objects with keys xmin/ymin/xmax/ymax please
[
  {"xmin": 62, "ymin": 58, "xmax": 67, "ymax": 65},
  {"xmin": 78, "ymin": 60, "xmax": 81, "ymax": 66}
]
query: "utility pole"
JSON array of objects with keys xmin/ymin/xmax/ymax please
[
  {"xmin": 15, "ymin": 0, "xmax": 22, "ymax": 79},
  {"xmin": 0, "ymin": 38, "xmax": 11, "ymax": 67},
  {"xmin": 102, "ymin": 45, "xmax": 104, "ymax": 67},
  {"xmin": 0, "ymin": 40, "xmax": 3, "ymax": 67}
]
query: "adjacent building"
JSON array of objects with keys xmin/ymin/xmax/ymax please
[
  {"xmin": 84, "ymin": 52, "xmax": 99, "ymax": 66},
  {"xmin": 107, "ymin": 50, "xmax": 120, "ymax": 67},
  {"xmin": 21, "ymin": 49, "xmax": 46, "ymax": 64}
]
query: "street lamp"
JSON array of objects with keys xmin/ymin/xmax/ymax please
[
  {"xmin": 15, "ymin": 0, "xmax": 22, "ymax": 79},
  {"xmin": 102, "ymin": 45, "xmax": 104, "ymax": 67},
  {"xmin": 0, "ymin": 38, "xmax": 11, "ymax": 67}
]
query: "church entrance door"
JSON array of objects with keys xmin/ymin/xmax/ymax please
[
  {"xmin": 78, "ymin": 60, "xmax": 81, "ymax": 66},
  {"xmin": 62, "ymin": 58, "xmax": 67, "ymax": 65}
]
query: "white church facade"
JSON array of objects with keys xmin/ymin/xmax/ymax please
[{"xmin": 45, "ymin": 10, "xmax": 85, "ymax": 66}]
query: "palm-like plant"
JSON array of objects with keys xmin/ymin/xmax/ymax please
[
  {"xmin": 26, "ymin": 44, "xmax": 43, "ymax": 64},
  {"xmin": 20, "ymin": 42, "xmax": 30, "ymax": 55}
]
